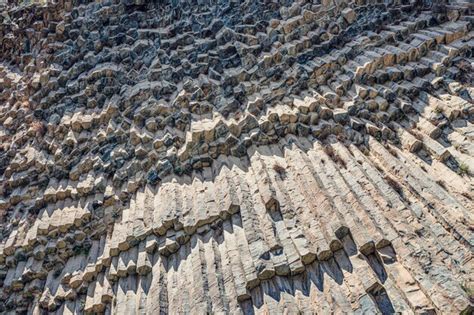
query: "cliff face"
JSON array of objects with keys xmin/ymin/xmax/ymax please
[{"xmin": 0, "ymin": 0, "xmax": 473, "ymax": 313}]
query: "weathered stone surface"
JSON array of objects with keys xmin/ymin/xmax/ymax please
[{"xmin": 0, "ymin": 0, "xmax": 473, "ymax": 314}]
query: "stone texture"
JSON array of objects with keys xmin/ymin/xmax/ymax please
[{"xmin": 0, "ymin": 0, "xmax": 473, "ymax": 314}]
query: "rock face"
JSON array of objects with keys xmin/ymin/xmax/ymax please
[{"xmin": 0, "ymin": 0, "xmax": 473, "ymax": 313}]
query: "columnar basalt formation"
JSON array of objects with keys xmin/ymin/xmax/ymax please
[{"xmin": 0, "ymin": 0, "xmax": 473, "ymax": 313}]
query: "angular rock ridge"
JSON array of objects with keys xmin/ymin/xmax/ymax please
[{"xmin": 0, "ymin": 0, "xmax": 473, "ymax": 313}]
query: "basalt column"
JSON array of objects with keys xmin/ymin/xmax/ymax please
[{"xmin": 0, "ymin": 0, "xmax": 473, "ymax": 314}]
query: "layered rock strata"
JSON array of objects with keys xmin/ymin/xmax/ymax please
[{"xmin": 0, "ymin": 0, "xmax": 473, "ymax": 313}]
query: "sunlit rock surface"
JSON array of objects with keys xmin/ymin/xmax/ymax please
[{"xmin": 0, "ymin": 0, "xmax": 473, "ymax": 313}]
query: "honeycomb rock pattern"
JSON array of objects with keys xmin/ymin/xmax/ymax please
[{"xmin": 0, "ymin": 0, "xmax": 473, "ymax": 313}]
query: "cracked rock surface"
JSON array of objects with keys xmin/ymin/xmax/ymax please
[{"xmin": 0, "ymin": 0, "xmax": 473, "ymax": 313}]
